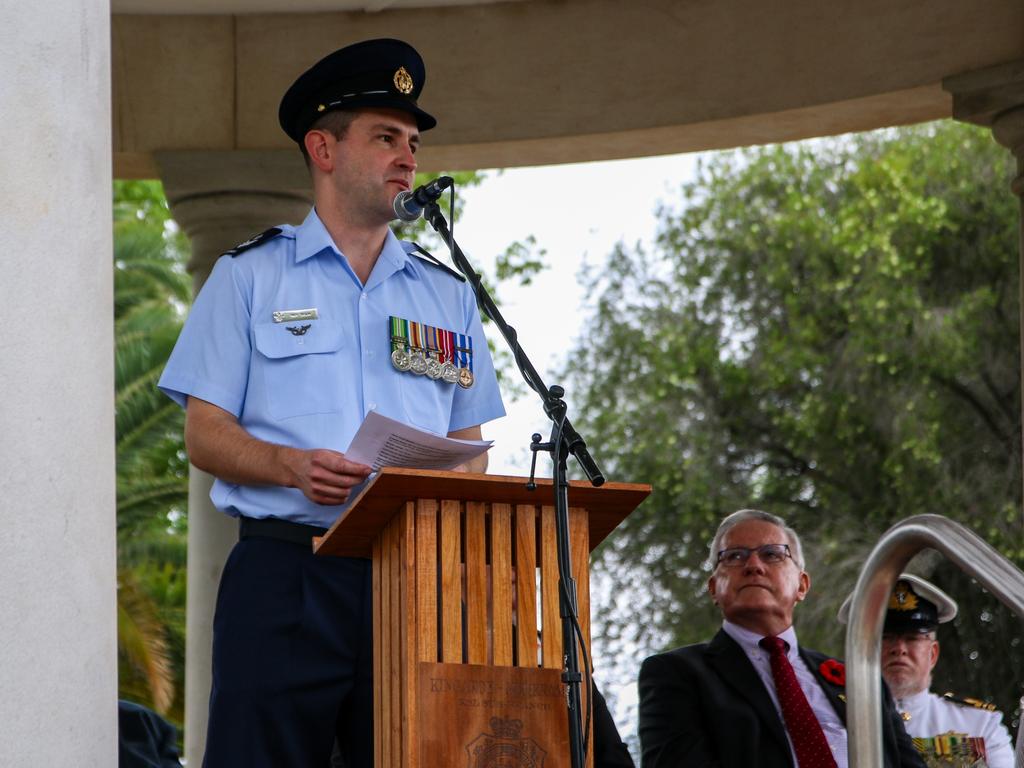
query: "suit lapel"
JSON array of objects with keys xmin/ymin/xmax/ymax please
[
  {"xmin": 705, "ymin": 629, "xmax": 792, "ymax": 757},
  {"xmin": 800, "ymin": 647, "xmax": 847, "ymax": 723}
]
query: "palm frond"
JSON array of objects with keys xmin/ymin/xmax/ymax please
[
  {"xmin": 118, "ymin": 471, "xmax": 187, "ymax": 510},
  {"xmin": 117, "ymin": 569, "xmax": 175, "ymax": 713},
  {"xmin": 119, "ymin": 534, "xmax": 187, "ymax": 569}
]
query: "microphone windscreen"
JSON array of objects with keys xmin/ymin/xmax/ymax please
[{"xmin": 392, "ymin": 190, "xmax": 421, "ymax": 222}]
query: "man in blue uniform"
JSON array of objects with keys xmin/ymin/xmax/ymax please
[{"xmin": 158, "ymin": 38, "xmax": 505, "ymax": 767}]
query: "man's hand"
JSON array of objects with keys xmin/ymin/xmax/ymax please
[
  {"xmin": 282, "ymin": 448, "xmax": 372, "ymax": 505},
  {"xmin": 447, "ymin": 425, "xmax": 488, "ymax": 474}
]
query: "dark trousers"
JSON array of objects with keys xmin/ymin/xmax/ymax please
[{"xmin": 203, "ymin": 536, "xmax": 373, "ymax": 768}]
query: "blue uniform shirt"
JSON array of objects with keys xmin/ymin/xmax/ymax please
[{"xmin": 158, "ymin": 207, "xmax": 505, "ymax": 527}]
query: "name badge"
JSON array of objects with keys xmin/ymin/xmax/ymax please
[{"xmin": 273, "ymin": 308, "xmax": 319, "ymax": 323}]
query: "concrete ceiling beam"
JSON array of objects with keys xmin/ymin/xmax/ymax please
[{"xmin": 112, "ymin": 0, "xmax": 1024, "ymax": 178}]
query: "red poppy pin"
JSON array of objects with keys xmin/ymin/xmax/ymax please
[{"xmin": 820, "ymin": 659, "xmax": 845, "ymax": 686}]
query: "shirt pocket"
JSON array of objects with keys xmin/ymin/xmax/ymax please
[
  {"xmin": 253, "ymin": 321, "xmax": 346, "ymax": 419},
  {"xmin": 399, "ymin": 371, "xmax": 456, "ymax": 436}
]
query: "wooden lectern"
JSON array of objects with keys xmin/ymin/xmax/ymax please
[{"xmin": 314, "ymin": 467, "xmax": 649, "ymax": 768}]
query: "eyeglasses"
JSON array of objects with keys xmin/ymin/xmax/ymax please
[
  {"xmin": 716, "ymin": 543, "xmax": 794, "ymax": 568},
  {"xmin": 882, "ymin": 632, "xmax": 935, "ymax": 645}
]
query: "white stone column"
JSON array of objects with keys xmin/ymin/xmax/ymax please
[
  {"xmin": 0, "ymin": 1, "xmax": 117, "ymax": 766},
  {"xmin": 158, "ymin": 150, "xmax": 312, "ymax": 765},
  {"xmin": 944, "ymin": 61, "xmax": 1024, "ymax": 515}
]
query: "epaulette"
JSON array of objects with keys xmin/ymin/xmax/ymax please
[
  {"xmin": 408, "ymin": 243, "xmax": 465, "ymax": 282},
  {"xmin": 941, "ymin": 692, "xmax": 998, "ymax": 712},
  {"xmin": 223, "ymin": 227, "xmax": 283, "ymax": 258}
]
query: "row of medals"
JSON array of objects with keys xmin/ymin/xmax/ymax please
[{"xmin": 391, "ymin": 346, "xmax": 474, "ymax": 389}]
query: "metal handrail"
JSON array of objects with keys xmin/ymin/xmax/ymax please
[{"xmin": 844, "ymin": 513, "xmax": 1024, "ymax": 767}]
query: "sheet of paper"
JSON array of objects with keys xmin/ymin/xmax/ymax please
[{"xmin": 345, "ymin": 410, "xmax": 492, "ymax": 471}]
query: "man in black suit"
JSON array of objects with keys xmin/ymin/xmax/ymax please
[
  {"xmin": 638, "ymin": 509, "xmax": 924, "ymax": 768},
  {"xmin": 593, "ymin": 684, "xmax": 637, "ymax": 768}
]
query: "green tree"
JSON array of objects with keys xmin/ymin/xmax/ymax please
[{"xmin": 566, "ymin": 123, "xmax": 1023, "ymax": 720}]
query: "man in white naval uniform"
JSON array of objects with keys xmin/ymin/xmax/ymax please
[
  {"xmin": 839, "ymin": 574, "xmax": 1013, "ymax": 767},
  {"xmin": 1015, "ymin": 702, "xmax": 1023, "ymax": 767}
]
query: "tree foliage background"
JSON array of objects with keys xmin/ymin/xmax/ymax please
[{"xmin": 567, "ymin": 122, "xmax": 1023, "ymax": 730}]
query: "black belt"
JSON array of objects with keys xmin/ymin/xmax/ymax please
[{"xmin": 238, "ymin": 517, "xmax": 327, "ymax": 547}]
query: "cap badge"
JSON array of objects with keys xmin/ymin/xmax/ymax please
[
  {"xmin": 394, "ymin": 66, "xmax": 414, "ymax": 95},
  {"xmin": 890, "ymin": 580, "xmax": 919, "ymax": 612}
]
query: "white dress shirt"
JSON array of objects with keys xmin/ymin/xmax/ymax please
[
  {"xmin": 723, "ymin": 620, "xmax": 848, "ymax": 768},
  {"xmin": 1015, "ymin": 695, "xmax": 1024, "ymax": 768}
]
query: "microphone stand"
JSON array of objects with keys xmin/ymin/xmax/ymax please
[{"xmin": 421, "ymin": 200, "xmax": 604, "ymax": 768}]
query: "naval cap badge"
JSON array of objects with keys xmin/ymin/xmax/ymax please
[{"xmin": 890, "ymin": 580, "xmax": 919, "ymax": 611}]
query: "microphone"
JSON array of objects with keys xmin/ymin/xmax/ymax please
[{"xmin": 392, "ymin": 176, "xmax": 454, "ymax": 222}]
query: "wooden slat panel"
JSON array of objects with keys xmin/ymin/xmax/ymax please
[
  {"xmin": 569, "ymin": 507, "xmax": 591, "ymax": 654},
  {"xmin": 440, "ymin": 500, "xmax": 463, "ymax": 663},
  {"xmin": 539, "ymin": 505, "xmax": 560, "ymax": 669},
  {"xmin": 399, "ymin": 503, "xmax": 417, "ymax": 768},
  {"xmin": 490, "ymin": 503, "xmax": 513, "ymax": 666},
  {"xmin": 464, "ymin": 502, "xmax": 488, "ymax": 665},
  {"xmin": 415, "ymin": 499, "xmax": 438, "ymax": 664},
  {"xmin": 372, "ymin": 537, "xmax": 383, "ymax": 768},
  {"xmin": 389, "ymin": 517, "xmax": 403, "ymax": 767},
  {"xmin": 378, "ymin": 526, "xmax": 391, "ymax": 768},
  {"xmin": 515, "ymin": 505, "xmax": 538, "ymax": 668},
  {"xmin": 568, "ymin": 507, "xmax": 594, "ymax": 768}
]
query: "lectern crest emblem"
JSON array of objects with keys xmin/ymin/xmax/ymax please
[{"xmin": 465, "ymin": 717, "xmax": 546, "ymax": 768}]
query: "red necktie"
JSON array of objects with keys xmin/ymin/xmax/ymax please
[{"xmin": 759, "ymin": 636, "xmax": 838, "ymax": 768}]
